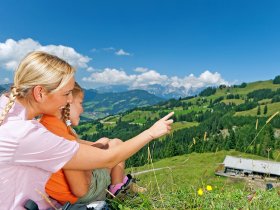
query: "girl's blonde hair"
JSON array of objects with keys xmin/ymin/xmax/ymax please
[
  {"xmin": 62, "ymin": 82, "xmax": 84, "ymax": 136},
  {"xmin": 0, "ymin": 51, "xmax": 76, "ymax": 125}
]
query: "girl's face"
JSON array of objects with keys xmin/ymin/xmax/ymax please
[
  {"xmin": 69, "ymin": 92, "xmax": 84, "ymax": 126},
  {"xmin": 42, "ymin": 77, "xmax": 75, "ymax": 116}
]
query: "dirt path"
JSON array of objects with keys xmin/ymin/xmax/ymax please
[{"xmin": 132, "ymin": 167, "xmax": 174, "ymax": 176}]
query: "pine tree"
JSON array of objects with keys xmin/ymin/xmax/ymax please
[
  {"xmin": 226, "ymin": 128, "xmax": 236, "ymax": 149},
  {"xmin": 273, "ymin": 75, "xmax": 280, "ymax": 84},
  {"xmin": 257, "ymin": 105, "xmax": 261, "ymax": 115},
  {"xmin": 263, "ymin": 105, "xmax": 268, "ymax": 115}
]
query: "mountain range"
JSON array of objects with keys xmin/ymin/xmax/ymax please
[{"xmin": 94, "ymin": 84, "xmax": 203, "ymax": 99}]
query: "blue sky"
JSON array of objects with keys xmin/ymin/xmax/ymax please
[{"xmin": 1, "ymin": 0, "xmax": 280, "ymax": 94}]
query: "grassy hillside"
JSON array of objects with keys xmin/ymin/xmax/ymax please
[
  {"xmin": 113, "ymin": 150, "xmax": 280, "ymax": 209},
  {"xmin": 235, "ymin": 102, "xmax": 280, "ymax": 117},
  {"xmin": 212, "ymin": 80, "xmax": 280, "ymax": 98}
]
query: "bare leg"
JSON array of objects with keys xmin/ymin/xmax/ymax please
[{"xmin": 107, "ymin": 138, "xmax": 126, "ymax": 185}]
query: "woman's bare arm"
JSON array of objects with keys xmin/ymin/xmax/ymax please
[{"xmin": 63, "ymin": 112, "xmax": 174, "ymax": 170}]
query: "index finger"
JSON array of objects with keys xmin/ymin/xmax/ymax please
[{"xmin": 162, "ymin": 112, "xmax": 174, "ymax": 121}]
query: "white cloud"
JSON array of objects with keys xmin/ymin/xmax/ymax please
[
  {"xmin": 97, "ymin": 47, "xmax": 132, "ymax": 56},
  {"xmin": 134, "ymin": 67, "xmax": 148, "ymax": 73},
  {"xmin": 0, "ymin": 77, "xmax": 10, "ymax": 84},
  {"xmin": 115, "ymin": 49, "xmax": 130, "ymax": 56},
  {"xmin": 0, "ymin": 38, "xmax": 91, "ymax": 71},
  {"xmin": 103, "ymin": 47, "xmax": 115, "ymax": 51},
  {"xmin": 180, "ymin": 70, "xmax": 229, "ymax": 89},
  {"xmin": 82, "ymin": 67, "xmax": 229, "ymax": 94},
  {"xmin": 86, "ymin": 67, "xmax": 95, "ymax": 72},
  {"xmin": 83, "ymin": 68, "xmax": 136, "ymax": 85},
  {"xmin": 132, "ymin": 70, "xmax": 168, "ymax": 88}
]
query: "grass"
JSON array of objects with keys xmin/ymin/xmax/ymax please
[
  {"xmin": 221, "ymin": 99, "xmax": 244, "ymax": 105},
  {"xmin": 174, "ymin": 106, "xmax": 207, "ymax": 114},
  {"xmin": 200, "ymin": 80, "xmax": 280, "ymax": 102},
  {"xmin": 172, "ymin": 121, "xmax": 199, "ymax": 131},
  {"xmin": 235, "ymin": 102, "xmax": 280, "ymax": 117},
  {"xmin": 78, "ymin": 124, "xmax": 97, "ymax": 135},
  {"xmin": 109, "ymin": 150, "xmax": 280, "ymax": 209},
  {"xmin": 215, "ymin": 80, "xmax": 280, "ymax": 97},
  {"xmin": 272, "ymin": 149, "xmax": 280, "ymax": 162},
  {"xmin": 103, "ymin": 115, "xmax": 120, "ymax": 123},
  {"xmin": 122, "ymin": 111, "xmax": 160, "ymax": 123},
  {"xmin": 258, "ymin": 99, "xmax": 272, "ymax": 105}
]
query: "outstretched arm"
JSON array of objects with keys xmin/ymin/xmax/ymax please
[{"xmin": 63, "ymin": 112, "xmax": 174, "ymax": 170}]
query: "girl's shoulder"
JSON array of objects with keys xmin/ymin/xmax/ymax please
[{"xmin": 40, "ymin": 115, "xmax": 76, "ymax": 140}]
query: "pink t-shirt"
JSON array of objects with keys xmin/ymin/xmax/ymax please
[{"xmin": 0, "ymin": 95, "xmax": 79, "ymax": 210}]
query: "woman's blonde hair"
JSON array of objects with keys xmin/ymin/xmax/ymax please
[{"xmin": 0, "ymin": 51, "xmax": 76, "ymax": 125}]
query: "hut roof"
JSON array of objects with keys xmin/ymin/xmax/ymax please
[{"xmin": 223, "ymin": 155, "xmax": 280, "ymax": 176}]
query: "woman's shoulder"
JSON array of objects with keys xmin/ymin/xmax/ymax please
[
  {"xmin": 0, "ymin": 118, "xmax": 41, "ymax": 137},
  {"xmin": 0, "ymin": 119, "xmax": 73, "ymax": 154}
]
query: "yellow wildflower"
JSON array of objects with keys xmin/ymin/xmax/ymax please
[
  {"xmin": 206, "ymin": 185, "xmax": 213, "ymax": 191},
  {"xmin": 198, "ymin": 188, "xmax": 203, "ymax": 196}
]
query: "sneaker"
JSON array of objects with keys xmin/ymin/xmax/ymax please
[
  {"xmin": 108, "ymin": 174, "xmax": 133, "ymax": 198},
  {"xmin": 122, "ymin": 174, "xmax": 133, "ymax": 185}
]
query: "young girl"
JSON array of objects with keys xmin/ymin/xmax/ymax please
[
  {"xmin": 0, "ymin": 51, "xmax": 173, "ymax": 209},
  {"xmin": 40, "ymin": 82, "xmax": 131, "ymax": 205}
]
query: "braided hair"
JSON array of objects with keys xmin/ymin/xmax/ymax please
[
  {"xmin": 0, "ymin": 87, "xmax": 19, "ymax": 125},
  {"xmin": 61, "ymin": 82, "xmax": 84, "ymax": 137}
]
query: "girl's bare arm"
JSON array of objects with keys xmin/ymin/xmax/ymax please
[{"xmin": 64, "ymin": 169, "xmax": 91, "ymax": 197}]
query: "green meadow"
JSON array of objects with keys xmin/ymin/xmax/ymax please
[{"xmin": 110, "ymin": 150, "xmax": 280, "ymax": 209}]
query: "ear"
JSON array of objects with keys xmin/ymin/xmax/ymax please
[{"xmin": 33, "ymin": 85, "xmax": 45, "ymax": 102}]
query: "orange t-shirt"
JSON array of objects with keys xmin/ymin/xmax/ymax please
[{"xmin": 40, "ymin": 115, "xmax": 78, "ymax": 204}]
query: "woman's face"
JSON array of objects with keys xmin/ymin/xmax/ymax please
[
  {"xmin": 69, "ymin": 92, "xmax": 84, "ymax": 126},
  {"xmin": 42, "ymin": 77, "xmax": 75, "ymax": 116}
]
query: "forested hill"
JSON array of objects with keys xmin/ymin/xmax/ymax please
[
  {"xmin": 82, "ymin": 89, "xmax": 164, "ymax": 120},
  {"xmin": 76, "ymin": 75, "xmax": 280, "ymax": 167}
]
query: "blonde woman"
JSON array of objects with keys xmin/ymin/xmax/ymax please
[{"xmin": 0, "ymin": 51, "xmax": 174, "ymax": 209}]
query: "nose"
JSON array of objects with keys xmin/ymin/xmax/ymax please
[{"xmin": 67, "ymin": 92, "xmax": 73, "ymax": 103}]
